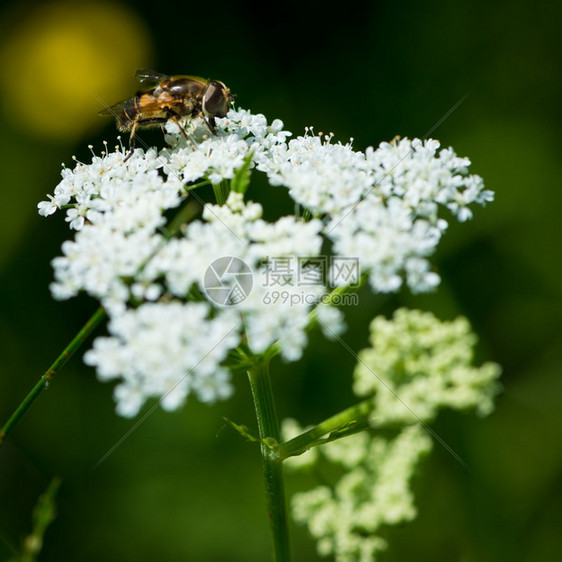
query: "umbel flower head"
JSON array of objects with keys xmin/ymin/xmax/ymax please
[
  {"xmin": 283, "ymin": 309, "xmax": 500, "ymax": 562},
  {"xmin": 39, "ymin": 107, "xmax": 494, "ymax": 417}
]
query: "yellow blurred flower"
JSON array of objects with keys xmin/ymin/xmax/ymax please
[{"xmin": 0, "ymin": 1, "xmax": 152, "ymax": 139}]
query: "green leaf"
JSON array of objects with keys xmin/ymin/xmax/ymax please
[{"xmin": 222, "ymin": 417, "xmax": 260, "ymax": 443}]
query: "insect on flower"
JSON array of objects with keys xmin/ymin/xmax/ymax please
[{"xmin": 99, "ymin": 69, "xmax": 234, "ymax": 160}]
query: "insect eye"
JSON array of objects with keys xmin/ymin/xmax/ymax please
[{"xmin": 203, "ymin": 82, "xmax": 231, "ymax": 118}]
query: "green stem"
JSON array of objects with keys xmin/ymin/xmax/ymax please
[
  {"xmin": 184, "ymin": 179, "xmax": 211, "ymax": 192},
  {"xmin": 279, "ymin": 398, "xmax": 373, "ymax": 459},
  {"xmin": 0, "ymin": 306, "xmax": 106, "ymax": 446},
  {"xmin": 164, "ymin": 200, "xmax": 201, "ymax": 236},
  {"xmin": 247, "ymin": 359, "xmax": 292, "ymax": 562},
  {"xmin": 212, "ymin": 180, "xmax": 230, "ymax": 205}
]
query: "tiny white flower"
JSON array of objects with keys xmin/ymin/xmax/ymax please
[
  {"xmin": 37, "ymin": 197, "xmax": 59, "ymax": 217},
  {"xmin": 65, "ymin": 207, "xmax": 86, "ymax": 230}
]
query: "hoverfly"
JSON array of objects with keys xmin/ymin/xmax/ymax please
[{"xmin": 100, "ymin": 69, "xmax": 234, "ymax": 160}]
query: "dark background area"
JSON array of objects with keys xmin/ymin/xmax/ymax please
[{"xmin": 1, "ymin": 0, "xmax": 561, "ymax": 560}]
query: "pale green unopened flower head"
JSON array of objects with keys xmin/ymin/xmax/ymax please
[
  {"xmin": 285, "ymin": 309, "xmax": 500, "ymax": 561},
  {"xmin": 291, "ymin": 425, "xmax": 432, "ymax": 562},
  {"xmin": 354, "ymin": 308, "xmax": 502, "ymax": 425}
]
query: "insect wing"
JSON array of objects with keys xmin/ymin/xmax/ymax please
[
  {"xmin": 135, "ymin": 69, "xmax": 170, "ymax": 86},
  {"xmin": 98, "ymin": 99, "xmax": 128, "ymax": 117}
]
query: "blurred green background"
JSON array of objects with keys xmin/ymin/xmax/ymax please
[{"xmin": 1, "ymin": 0, "xmax": 561, "ymax": 560}]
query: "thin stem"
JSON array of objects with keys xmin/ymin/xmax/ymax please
[
  {"xmin": 0, "ymin": 306, "xmax": 106, "ymax": 446},
  {"xmin": 184, "ymin": 179, "xmax": 211, "ymax": 191},
  {"xmin": 1, "ymin": 192, "xmax": 201, "ymax": 446},
  {"xmin": 278, "ymin": 398, "xmax": 373, "ymax": 459},
  {"xmin": 247, "ymin": 359, "xmax": 292, "ymax": 562}
]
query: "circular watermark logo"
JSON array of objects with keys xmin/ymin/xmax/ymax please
[{"xmin": 204, "ymin": 256, "xmax": 253, "ymax": 306}]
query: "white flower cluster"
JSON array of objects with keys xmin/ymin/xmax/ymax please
[
  {"xmin": 164, "ymin": 108, "xmax": 290, "ymax": 185},
  {"xmin": 262, "ymin": 134, "xmax": 493, "ymax": 293},
  {"xmin": 83, "ymin": 302, "xmax": 240, "ymax": 417},
  {"xmin": 289, "ymin": 424, "xmax": 432, "ymax": 562},
  {"xmin": 39, "ymin": 107, "xmax": 493, "ymax": 417},
  {"xmin": 327, "ymin": 138, "xmax": 493, "ymax": 293},
  {"xmin": 261, "ymin": 133, "xmax": 373, "ymax": 215},
  {"xmin": 38, "ymin": 147, "xmax": 181, "ymax": 307},
  {"xmin": 38, "ymin": 113, "xmax": 335, "ymax": 415},
  {"xmin": 354, "ymin": 308, "xmax": 502, "ymax": 425},
  {"xmin": 144, "ymin": 192, "xmax": 327, "ymax": 362}
]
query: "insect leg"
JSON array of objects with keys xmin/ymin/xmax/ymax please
[
  {"xmin": 168, "ymin": 115, "xmax": 197, "ymax": 149},
  {"xmin": 124, "ymin": 117, "xmax": 168, "ymax": 161},
  {"xmin": 124, "ymin": 120, "xmax": 139, "ymax": 162},
  {"xmin": 199, "ymin": 113, "xmax": 218, "ymax": 137}
]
